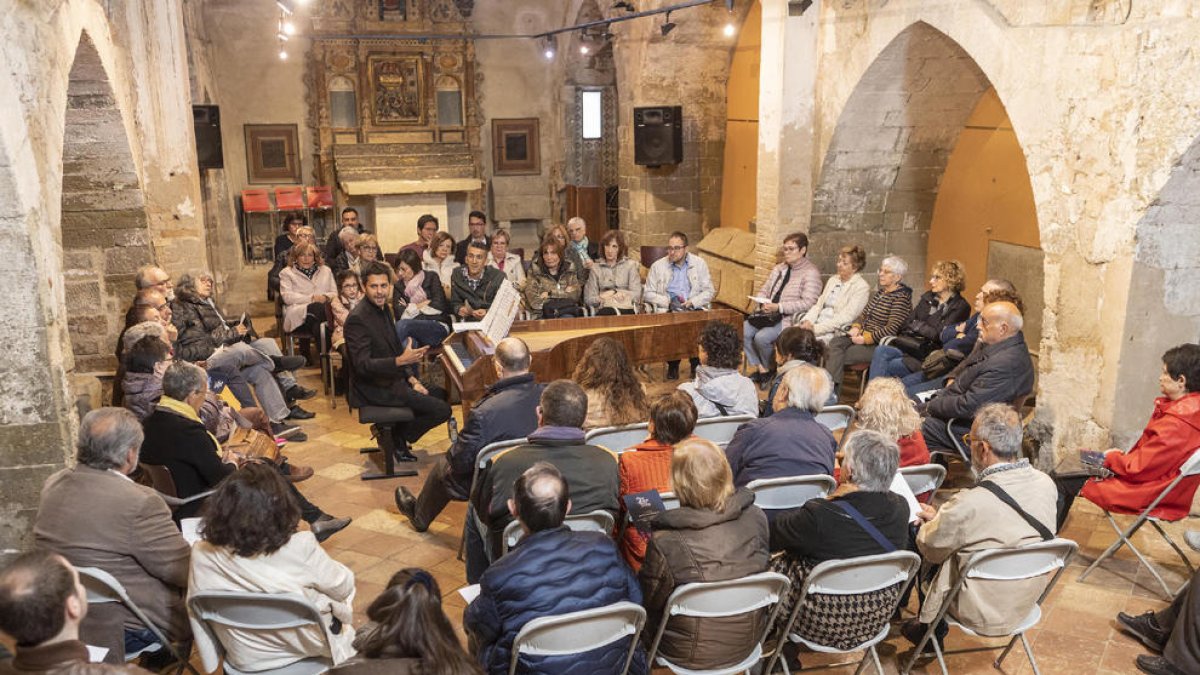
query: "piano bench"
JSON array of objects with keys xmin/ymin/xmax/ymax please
[{"xmin": 357, "ymin": 406, "xmax": 417, "ymax": 481}]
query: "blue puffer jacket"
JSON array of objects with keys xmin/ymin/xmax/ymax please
[{"xmin": 465, "ymin": 527, "xmax": 648, "ymax": 675}]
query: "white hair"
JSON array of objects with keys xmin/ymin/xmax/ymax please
[
  {"xmin": 783, "ymin": 364, "xmax": 833, "ymax": 413},
  {"xmin": 880, "ymin": 256, "xmax": 908, "ymax": 278},
  {"xmin": 842, "ymin": 429, "xmax": 900, "ymax": 492}
]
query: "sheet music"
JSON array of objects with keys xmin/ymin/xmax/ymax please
[{"xmin": 481, "ymin": 280, "xmax": 522, "ymax": 344}]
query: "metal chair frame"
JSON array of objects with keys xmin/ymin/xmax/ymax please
[
  {"xmin": 188, "ymin": 591, "xmax": 334, "ymax": 675},
  {"xmin": 76, "ymin": 566, "xmax": 197, "ymax": 673},
  {"xmin": 745, "ymin": 474, "xmax": 837, "ymax": 512},
  {"xmin": 898, "ymin": 463, "xmax": 947, "ymax": 503},
  {"xmin": 694, "ymin": 414, "xmax": 755, "ymax": 448},
  {"xmin": 815, "ymin": 404, "xmax": 856, "ymax": 453},
  {"xmin": 502, "ymin": 510, "xmax": 617, "ymax": 554},
  {"xmin": 508, "ymin": 601, "xmax": 646, "ymax": 675},
  {"xmin": 456, "ymin": 437, "xmax": 530, "ymax": 561},
  {"xmin": 139, "ymin": 463, "xmax": 214, "ymax": 511},
  {"xmin": 585, "ymin": 422, "xmax": 651, "ymax": 454}
]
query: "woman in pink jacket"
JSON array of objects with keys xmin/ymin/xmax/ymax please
[{"xmin": 744, "ymin": 233, "xmax": 823, "ymax": 385}]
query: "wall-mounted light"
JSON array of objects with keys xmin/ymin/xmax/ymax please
[
  {"xmin": 282, "ymin": 20, "xmax": 296, "ymax": 35},
  {"xmin": 723, "ymin": 21, "xmax": 735, "ymax": 37}
]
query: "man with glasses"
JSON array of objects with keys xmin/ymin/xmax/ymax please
[
  {"xmin": 822, "ymin": 256, "xmax": 913, "ymax": 395},
  {"xmin": 135, "ymin": 265, "xmax": 175, "ymax": 301},
  {"xmin": 644, "ymin": 231, "xmax": 715, "ymax": 380},
  {"xmin": 399, "ymin": 213, "xmax": 440, "ymax": 258},
  {"xmin": 454, "ymin": 210, "xmax": 492, "ymax": 264}
]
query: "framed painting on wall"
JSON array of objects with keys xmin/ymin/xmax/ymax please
[
  {"xmin": 492, "ymin": 118, "xmax": 540, "ymax": 175},
  {"xmin": 244, "ymin": 124, "xmax": 301, "ymax": 184},
  {"xmin": 368, "ymin": 54, "xmax": 426, "ymax": 126}
]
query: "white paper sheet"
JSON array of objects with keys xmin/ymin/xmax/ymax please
[
  {"xmin": 86, "ymin": 645, "xmax": 109, "ymax": 663},
  {"xmin": 889, "ymin": 473, "xmax": 922, "ymax": 524},
  {"xmin": 458, "ymin": 583, "xmax": 481, "ymax": 604},
  {"xmin": 180, "ymin": 517, "xmax": 202, "ymax": 546}
]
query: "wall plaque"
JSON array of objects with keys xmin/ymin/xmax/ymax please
[
  {"xmin": 492, "ymin": 118, "xmax": 540, "ymax": 175},
  {"xmin": 244, "ymin": 124, "xmax": 301, "ymax": 184}
]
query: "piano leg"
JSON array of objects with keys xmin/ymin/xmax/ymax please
[{"xmin": 361, "ymin": 424, "xmax": 418, "ymax": 480}]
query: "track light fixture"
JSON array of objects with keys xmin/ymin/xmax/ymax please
[
  {"xmin": 276, "ymin": 1, "xmax": 294, "ymax": 15},
  {"xmin": 661, "ymin": 11, "xmax": 676, "ymax": 35},
  {"xmin": 542, "ymin": 36, "xmax": 557, "ymax": 60}
]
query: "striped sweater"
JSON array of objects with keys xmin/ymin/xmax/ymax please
[{"xmin": 852, "ymin": 283, "xmax": 913, "ymax": 344}]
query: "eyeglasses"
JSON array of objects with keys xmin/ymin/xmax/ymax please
[
  {"xmin": 667, "ymin": 245, "xmax": 686, "ymax": 252},
  {"xmin": 782, "ymin": 245, "xmax": 800, "ymax": 252}
]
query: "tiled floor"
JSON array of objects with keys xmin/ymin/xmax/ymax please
[{"xmin": 276, "ymin": 361, "xmax": 1197, "ymax": 675}]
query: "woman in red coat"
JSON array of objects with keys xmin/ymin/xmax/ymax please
[
  {"xmin": 855, "ymin": 377, "xmax": 930, "ymax": 467},
  {"xmin": 1057, "ymin": 344, "xmax": 1200, "ymax": 531},
  {"xmin": 618, "ymin": 391, "xmax": 698, "ymax": 571}
]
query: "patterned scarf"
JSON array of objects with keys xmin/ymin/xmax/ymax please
[
  {"xmin": 295, "ymin": 263, "xmax": 318, "ymax": 280},
  {"xmin": 405, "ymin": 270, "xmax": 428, "ymax": 305}
]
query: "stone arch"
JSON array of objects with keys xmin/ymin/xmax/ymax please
[{"xmin": 59, "ymin": 31, "xmax": 153, "ymax": 374}]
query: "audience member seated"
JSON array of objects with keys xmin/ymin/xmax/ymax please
[
  {"xmin": 572, "ymin": 337, "xmax": 649, "ymax": 429},
  {"xmin": 679, "ymin": 320, "xmax": 759, "ymax": 419},
  {"xmin": 920, "ymin": 301, "xmax": 1033, "ymax": 457},
  {"xmin": 902, "ymin": 403, "xmax": 1057, "ymax": 652},
  {"xmin": 566, "ymin": 216, "xmax": 599, "ymax": 271},
  {"xmin": 274, "ymin": 211, "xmax": 305, "ymax": 260},
  {"xmin": 280, "ymin": 242, "xmax": 337, "ymax": 339},
  {"xmin": 639, "ymin": 438, "xmax": 769, "ymax": 671},
  {"xmin": 823, "ymin": 256, "xmax": 913, "ymax": 395},
  {"xmin": 867, "ymin": 260, "xmax": 970, "ymax": 384},
  {"xmin": 140, "ymin": 361, "xmax": 348, "ymax": 538},
  {"xmin": 744, "ymin": 233, "xmax": 823, "ymax": 385},
  {"xmin": 486, "ymin": 228, "xmax": 525, "ymax": 288},
  {"xmin": 423, "ymin": 231, "xmax": 460, "ymax": 297},
  {"xmin": 450, "ymin": 241, "xmax": 506, "ymax": 321},
  {"xmin": 769, "ymin": 430, "xmax": 916, "ymax": 664},
  {"xmin": 330, "ymin": 270, "xmax": 362, "ymax": 351},
  {"xmin": 762, "ymin": 326, "xmax": 827, "ymax": 416},
  {"xmin": 392, "ymin": 248, "xmax": 452, "ymax": 330},
  {"xmin": 398, "ymin": 213, "xmax": 439, "ymax": 258},
  {"xmin": 855, "ymin": 377, "xmax": 930, "ymax": 468},
  {"xmin": 34, "ymin": 408, "xmax": 191, "ymax": 657},
  {"xmin": 724, "ymin": 365, "xmax": 836, "ymax": 489},
  {"xmin": 325, "ymin": 207, "xmax": 365, "ymax": 262},
  {"xmin": 797, "ymin": 245, "xmax": 871, "ymax": 343},
  {"xmin": 471, "ymin": 380, "xmax": 619, "ymax": 572},
  {"xmin": 523, "ymin": 239, "xmax": 584, "ymax": 319},
  {"xmin": 618, "ymin": 391, "xmax": 699, "ymax": 570},
  {"xmin": 345, "ymin": 261, "xmax": 452, "ymax": 458},
  {"xmin": 465, "ymin": 463, "xmax": 646, "ymax": 675},
  {"xmin": 351, "ymin": 233, "xmax": 381, "ymax": 276},
  {"xmin": 584, "ymin": 230, "xmax": 642, "ymax": 315},
  {"xmin": 455, "ymin": 210, "xmax": 492, "ymax": 265},
  {"xmin": 1055, "ymin": 343, "xmax": 1200, "ymax": 532},
  {"xmin": 644, "ymin": 231, "xmax": 715, "ymax": 380},
  {"xmin": 395, "ymin": 338, "xmax": 542, "ymax": 554},
  {"xmin": 332, "ymin": 568, "xmax": 482, "ymax": 674},
  {"xmin": 0, "ymin": 550, "xmax": 153, "ymax": 674},
  {"xmin": 189, "ymin": 463, "xmax": 356, "ymax": 671},
  {"xmin": 121, "ymin": 331, "xmax": 174, "ymax": 421},
  {"xmin": 1117, "ymin": 538, "xmax": 1200, "ymax": 675},
  {"xmin": 269, "ymin": 224, "xmax": 315, "ymax": 301},
  {"xmin": 329, "ymin": 226, "xmax": 361, "ymax": 275},
  {"xmin": 533, "ymin": 224, "xmax": 589, "ymax": 279}
]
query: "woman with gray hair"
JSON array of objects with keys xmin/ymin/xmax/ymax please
[
  {"xmin": 822, "ymin": 255, "xmax": 914, "ymax": 396},
  {"xmin": 723, "ymin": 364, "xmax": 838, "ymax": 491}
]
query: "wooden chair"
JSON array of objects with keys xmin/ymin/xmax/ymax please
[{"xmin": 640, "ymin": 245, "xmax": 669, "ymax": 269}]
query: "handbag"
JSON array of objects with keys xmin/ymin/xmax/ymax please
[
  {"xmin": 920, "ymin": 348, "xmax": 963, "ymax": 380},
  {"xmin": 541, "ymin": 297, "xmax": 583, "ymax": 319},
  {"xmin": 747, "ymin": 266, "xmax": 791, "ymax": 329},
  {"xmin": 224, "ymin": 427, "xmax": 280, "ymax": 464},
  {"xmin": 889, "ymin": 334, "xmax": 933, "ymax": 359}
]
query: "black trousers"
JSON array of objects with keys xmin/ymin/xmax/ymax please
[
  {"xmin": 410, "ymin": 456, "xmax": 456, "ymax": 530},
  {"xmin": 1159, "ymin": 570, "xmax": 1200, "ymax": 671},
  {"xmin": 393, "ymin": 384, "xmax": 451, "ymax": 445},
  {"xmin": 1052, "ymin": 474, "xmax": 1089, "ymax": 532}
]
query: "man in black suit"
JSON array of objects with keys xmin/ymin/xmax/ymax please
[
  {"xmin": 344, "ymin": 261, "xmax": 452, "ymax": 459},
  {"xmin": 454, "ymin": 210, "xmax": 492, "ymax": 264}
]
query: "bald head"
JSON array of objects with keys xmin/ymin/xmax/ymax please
[
  {"xmin": 980, "ymin": 301, "xmax": 1023, "ymax": 344},
  {"xmin": 494, "ymin": 337, "xmax": 531, "ymax": 375},
  {"xmin": 511, "ymin": 462, "xmax": 570, "ymax": 533}
]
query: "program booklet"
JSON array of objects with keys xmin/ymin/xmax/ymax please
[{"xmin": 624, "ymin": 489, "xmax": 668, "ymax": 537}]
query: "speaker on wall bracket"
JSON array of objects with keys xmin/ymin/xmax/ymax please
[
  {"xmin": 634, "ymin": 105, "xmax": 683, "ymax": 167},
  {"xmin": 193, "ymin": 105, "xmax": 224, "ymax": 170}
]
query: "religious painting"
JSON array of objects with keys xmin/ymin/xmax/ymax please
[
  {"xmin": 492, "ymin": 118, "xmax": 540, "ymax": 175},
  {"xmin": 244, "ymin": 124, "xmax": 301, "ymax": 184},
  {"xmin": 369, "ymin": 54, "xmax": 425, "ymax": 125}
]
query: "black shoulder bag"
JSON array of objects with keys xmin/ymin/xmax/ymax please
[
  {"xmin": 747, "ymin": 267, "xmax": 791, "ymax": 329},
  {"xmin": 977, "ymin": 481, "xmax": 1055, "ymax": 541}
]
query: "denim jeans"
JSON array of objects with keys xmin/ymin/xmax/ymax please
[
  {"xmin": 867, "ymin": 344, "xmax": 915, "ymax": 382},
  {"xmin": 743, "ymin": 320, "xmax": 784, "ymax": 369}
]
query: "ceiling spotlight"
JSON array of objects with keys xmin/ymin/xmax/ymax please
[
  {"xmin": 279, "ymin": 49, "xmax": 288, "ymax": 60},
  {"xmin": 282, "ymin": 20, "xmax": 296, "ymax": 35},
  {"xmin": 661, "ymin": 11, "xmax": 676, "ymax": 36},
  {"xmin": 723, "ymin": 21, "xmax": 736, "ymax": 37},
  {"xmin": 542, "ymin": 36, "xmax": 557, "ymax": 60},
  {"xmin": 580, "ymin": 43, "xmax": 590, "ymax": 55},
  {"xmin": 276, "ymin": 32, "xmax": 289, "ymax": 41}
]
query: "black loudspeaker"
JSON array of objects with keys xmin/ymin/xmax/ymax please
[
  {"xmin": 634, "ymin": 105, "xmax": 683, "ymax": 167},
  {"xmin": 193, "ymin": 105, "xmax": 224, "ymax": 170}
]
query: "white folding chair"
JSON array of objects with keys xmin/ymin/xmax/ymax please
[
  {"xmin": 503, "ymin": 509, "xmax": 616, "ymax": 554},
  {"xmin": 694, "ymin": 414, "xmax": 755, "ymax": 448},
  {"xmin": 457, "ymin": 437, "xmax": 529, "ymax": 561},
  {"xmin": 660, "ymin": 490, "xmax": 681, "ymax": 511},
  {"xmin": 940, "ymin": 417, "xmax": 979, "ymax": 481},
  {"xmin": 508, "ymin": 601, "xmax": 646, "ymax": 675},
  {"xmin": 76, "ymin": 567, "xmax": 197, "ymax": 673},
  {"xmin": 188, "ymin": 591, "xmax": 335, "ymax": 675},
  {"xmin": 586, "ymin": 422, "xmax": 651, "ymax": 454},
  {"xmin": 746, "ymin": 474, "xmax": 837, "ymax": 511},
  {"xmin": 763, "ymin": 551, "xmax": 922, "ymax": 675},
  {"xmin": 646, "ymin": 571, "xmax": 791, "ymax": 675},
  {"xmin": 902, "ymin": 538, "xmax": 1078, "ymax": 675},
  {"xmin": 815, "ymin": 405, "xmax": 856, "ymax": 452},
  {"xmin": 899, "ymin": 463, "xmax": 947, "ymax": 501},
  {"xmin": 1078, "ymin": 447, "xmax": 1200, "ymax": 597}
]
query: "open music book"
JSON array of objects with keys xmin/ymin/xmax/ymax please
[{"xmin": 450, "ymin": 279, "xmax": 522, "ymax": 345}]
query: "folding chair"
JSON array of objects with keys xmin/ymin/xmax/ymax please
[
  {"xmin": 318, "ymin": 302, "xmax": 337, "ymax": 408},
  {"xmin": 280, "ymin": 298, "xmax": 326, "ymax": 359},
  {"xmin": 940, "ymin": 394, "xmax": 1030, "ymax": 482},
  {"xmin": 902, "ymin": 538, "xmax": 1078, "ymax": 675},
  {"xmin": 745, "ymin": 474, "xmax": 836, "ymax": 512},
  {"xmin": 694, "ymin": 414, "xmax": 754, "ymax": 448},
  {"xmin": 898, "ymin": 463, "xmax": 947, "ymax": 504},
  {"xmin": 585, "ymin": 422, "xmax": 651, "ymax": 454},
  {"xmin": 645, "ymin": 571, "xmax": 791, "ymax": 674},
  {"xmin": 509, "ymin": 601, "xmax": 646, "ymax": 675},
  {"xmin": 76, "ymin": 566, "xmax": 196, "ymax": 674},
  {"xmin": 660, "ymin": 490, "xmax": 681, "ymax": 511},
  {"xmin": 815, "ymin": 404, "xmax": 856, "ymax": 453},
  {"xmin": 502, "ymin": 509, "xmax": 617, "ymax": 554},
  {"xmin": 763, "ymin": 551, "xmax": 922, "ymax": 675},
  {"xmin": 139, "ymin": 463, "xmax": 214, "ymax": 512},
  {"xmin": 275, "ymin": 187, "xmax": 305, "ymax": 212},
  {"xmin": 1077, "ymin": 447, "xmax": 1200, "ymax": 597},
  {"xmin": 188, "ymin": 591, "xmax": 335, "ymax": 675},
  {"xmin": 240, "ymin": 189, "xmax": 275, "ymax": 263},
  {"xmin": 457, "ymin": 437, "xmax": 530, "ymax": 561},
  {"xmin": 640, "ymin": 245, "xmax": 670, "ymax": 269}
]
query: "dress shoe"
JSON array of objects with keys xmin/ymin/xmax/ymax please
[
  {"xmin": 1185, "ymin": 530, "xmax": 1200, "ymax": 552},
  {"xmin": 900, "ymin": 618, "xmax": 941, "ymax": 655},
  {"xmin": 394, "ymin": 486, "xmax": 428, "ymax": 532},
  {"xmin": 286, "ymin": 385, "xmax": 317, "ymax": 401},
  {"xmin": 311, "ymin": 515, "xmax": 351, "ymax": 543},
  {"xmin": 284, "ymin": 463, "xmax": 314, "ymax": 483},
  {"xmin": 270, "ymin": 422, "xmax": 307, "ymax": 442},
  {"xmin": 271, "ymin": 355, "xmax": 307, "ymax": 372},
  {"xmin": 394, "ymin": 447, "xmax": 419, "ymax": 462},
  {"xmin": 286, "ymin": 405, "xmax": 315, "ymax": 420},
  {"xmin": 1119, "ymin": 611, "xmax": 1168, "ymax": 653},
  {"xmin": 1136, "ymin": 655, "xmax": 1186, "ymax": 675},
  {"xmin": 665, "ymin": 362, "xmax": 680, "ymax": 380}
]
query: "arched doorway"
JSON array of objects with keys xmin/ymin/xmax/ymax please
[{"xmin": 59, "ymin": 32, "xmax": 152, "ymax": 374}]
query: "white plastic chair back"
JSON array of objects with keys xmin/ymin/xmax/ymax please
[
  {"xmin": 188, "ymin": 591, "xmax": 333, "ymax": 675},
  {"xmin": 962, "ymin": 539, "xmax": 1077, "ymax": 582},
  {"xmin": 475, "ymin": 437, "xmax": 530, "ymax": 471},
  {"xmin": 503, "ymin": 510, "xmax": 616, "ymax": 553},
  {"xmin": 803, "ymin": 550, "xmax": 922, "ymax": 596},
  {"xmin": 585, "ymin": 423, "xmax": 651, "ymax": 454},
  {"xmin": 1180, "ymin": 447, "xmax": 1200, "ymax": 476},
  {"xmin": 665, "ymin": 571, "xmax": 790, "ymax": 618},
  {"xmin": 509, "ymin": 601, "xmax": 646, "ymax": 675},
  {"xmin": 694, "ymin": 414, "xmax": 754, "ymax": 447},
  {"xmin": 746, "ymin": 474, "xmax": 836, "ymax": 511},
  {"xmin": 77, "ymin": 566, "xmax": 185, "ymax": 666},
  {"xmin": 660, "ymin": 491, "xmax": 681, "ymax": 511},
  {"xmin": 815, "ymin": 405, "xmax": 855, "ymax": 433},
  {"xmin": 898, "ymin": 463, "xmax": 947, "ymax": 497}
]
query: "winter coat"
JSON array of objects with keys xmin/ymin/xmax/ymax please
[
  {"xmin": 392, "ymin": 271, "xmax": 450, "ymax": 325},
  {"xmin": 925, "ymin": 332, "xmax": 1034, "ymax": 422},
  {"xmin": 723, "ymin": 407, "xmax": 837, "ymax": 489},
  {"xmin": 678, "ymin": 365, "xmax": 759, "ymax": 419},
  {"xmin": 899, "ymin": 431, "xmax": 931, "ymax": 467},
  {"xmin": 770, "ymin": 490, "xmax": 910, "ymax": 563},
  {"xmin": 487, "ymin": 251, "xmax": 526, "ymax": 288},
  {"xmin": 122, "ymin": 368, "xmax": 164, "ymax": 421},
  {"xmin": 643, "ymin": 253, "xmax": 715, "ymax": 312},
  {"xmin": 279, "ymin": 265, "xmax": 336, "ymax": 333},
  {"xmin": 639, "ymin": 489, "xmax": 770, "ymax": 671},
  {"xmin": 523, "ymin": 257, "xmax": 583, "ymax": 317},
  {"xmin": 422, "ymin": 250, "xmax": 459, "ymax": 295},
  {"xmin": 449, "ymin": 266, "xmax": 506, "ymax": 317},
  {"xmin": 892, "ymin": 290, "xmax": 971, "ymax": 355},
  {"xmin": 939, "ymin": 312, "xmax": 981, "ymax": 354},
  {"xmin": 139, "ymin": 402, "xmax": 233, "ymax": 520},
  {"xmin": 618, "ymin": 438, "xmax": 675, "ymax": 571},
  {"xmin": 171, "ymin": 288, "xmax": 240, "ymax": 362},
  {"xmin": 796, "ymin": 273, "xmax": 871, "ymax": 337},
  {"xmin": 756, "ymin": 259, "xmax": 822, "ymax": 316},
  {"xmin": 465, "ymin": 527, "xmax": 647, "ymax": 675},
  {"xmin": 1081, "ymin": 393, "xmax": 1200, "ymax": 520},
  {"xmin": 442, "ymin": 373, "xmax": 545, "ymax": 499},
  {"xmin": 584, "ymin": 257, "xmax": 643, "ymax": 309}
]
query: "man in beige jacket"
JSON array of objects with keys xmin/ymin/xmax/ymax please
[{"xmin": 905, "ymin": 402, "xmax": 1057, "ymax": 649}]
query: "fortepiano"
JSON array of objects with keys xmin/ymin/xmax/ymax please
[{"xmin": 440, "ymin": 309, "xmax": 744, "ymax": 414}]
